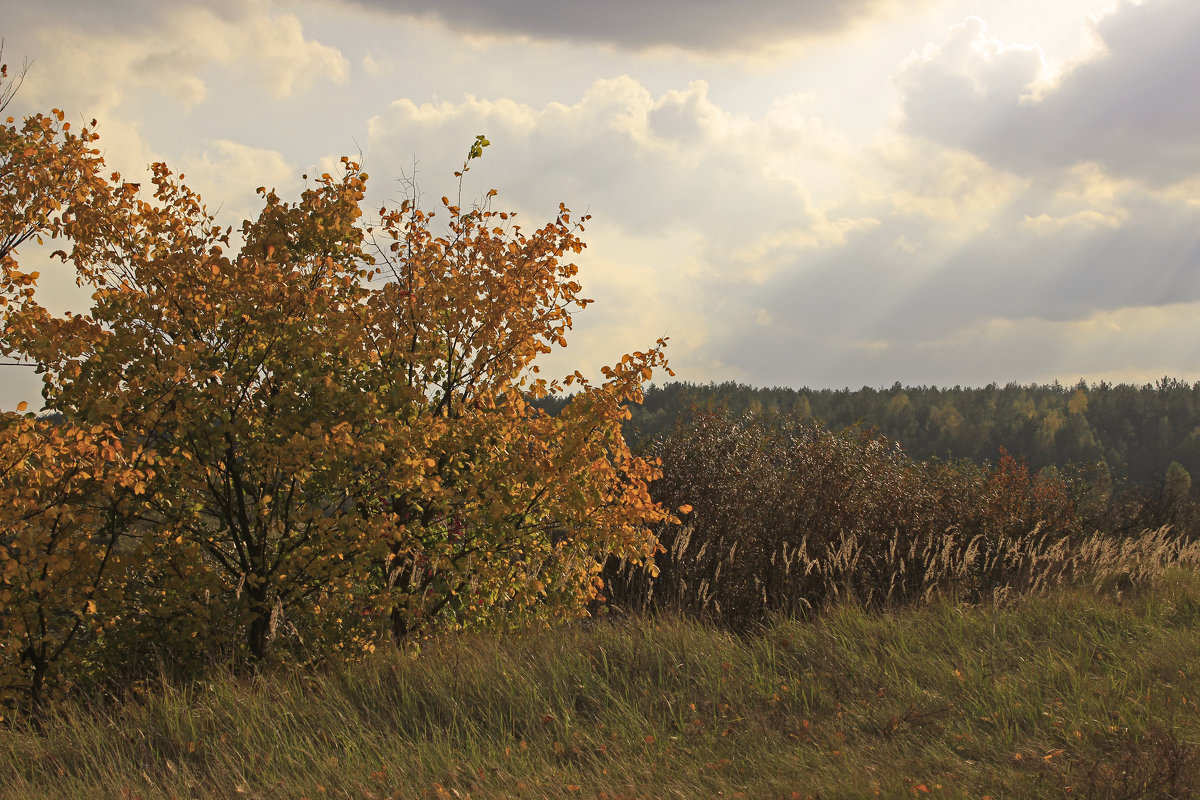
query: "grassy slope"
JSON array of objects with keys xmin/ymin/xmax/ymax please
[{"xmin": 4, "ymin": 572, "xmax": 1200, "ymax": 800}]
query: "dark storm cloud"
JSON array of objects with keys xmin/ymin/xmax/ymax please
[
  {"xmin": 333, "ymin": 0, "xmax": 924, "ymax": 52},
  {"xmin": 898, "ymin": 0, "xmax": 1200, "ymax": 185}
]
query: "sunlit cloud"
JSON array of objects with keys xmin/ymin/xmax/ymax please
[{"xmin": 2, "ymin": 0, "xmax": 1198, "ymax": 409}]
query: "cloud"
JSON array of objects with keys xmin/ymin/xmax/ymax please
[
  {"xmin": 7, "ymin": 0, "xmax": 1199, "ymax": 395},
  {"xmin": 897, "ymin": 1, "xmax": 1200, "ymax": 185},
  {"xmin": 177, "ymin": 140, "xmax": 300, "ymax": 227},
  {"xmin": 699, "ymin": 104, "xmax": 1200, "ymax": 388},
  {"xmin": 744, "ymin": 178, "xmax": 1200, "ymax": 340},
  {"xmin": 712, "ymin": 297, "xmax": 1200, "ymax": 391},
  {"xmin": 358, "ymin": 76, "xmax": 880, "ymax": 378},
  {"xmin": 15, "ymin": 0, "xmax": 348, "ymax": 119},
  {"xmin": 356, "ymin": 67, "xmax": 1200, "ymax": 387},
  {"xmin": 2, "ymin": 0, "xmax": 351, "ymax": 204},
  {"xmin": 363, "ymin": 77, "xmax": 837, "ymax": 248},
  {"xmin": 205, "ymin": 10, "xmax": 350, "ymax": 98},
  {"xmin": 332, "ymin": 0, "xmax": 932, "ymax": 53}
]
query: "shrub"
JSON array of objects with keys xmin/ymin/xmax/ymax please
[{"xmin": 606, "ymin": 408, "xmax": 1200, "ymax": 629}]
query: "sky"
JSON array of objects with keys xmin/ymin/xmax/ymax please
[{"xmin": 4, "ymin": 0, "xmax": 1200, "ymax": 409}]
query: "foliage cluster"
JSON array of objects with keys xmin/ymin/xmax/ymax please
[
  {"xmin": 0, "ymin": 62, "xmax": 671, "ymax": 713},
  {"xmin": 4, "ymin": 572, "xmax": 1200, "ymax": 798},
  {"xmin": 604, "ymin": 407, "xmax": 1200, "ymax": 629}
]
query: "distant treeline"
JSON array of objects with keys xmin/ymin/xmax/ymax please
[{"xmin": 544, "ymin": 377, "xmax": 1200, "ymax": 487}]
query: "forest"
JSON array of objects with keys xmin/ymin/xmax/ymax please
[{"xmin": 619, "ymin": 379, "xmax": 1200, "ymax": 486}]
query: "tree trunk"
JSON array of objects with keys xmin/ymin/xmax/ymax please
[
  {"xmin": 246, "ymin": 585, "xmax": 271, "ymax": 661},
  {"xmin": 390, "ymin": 606, "xmax": 409, "ymax": 644}
]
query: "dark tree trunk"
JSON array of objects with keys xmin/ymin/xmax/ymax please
[
  {"xmin": 246, "ymin": 585, "xmax": 271, "ymax": 661},
  {"xmin": 390, "ymin": 606, "xmax": 409, "ymax": 644},
  {"xmin": 21, "ymin": 645, "xmax": 48, "ymax": 719}
]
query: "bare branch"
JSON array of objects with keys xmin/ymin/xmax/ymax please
[{"xmin": 0, "ymin": 40, "xmax": 32, "ymax": 116}]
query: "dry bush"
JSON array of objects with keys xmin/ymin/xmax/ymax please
[{"xmin": 604, "ymin": 408, "xmax": 1200, "ymax": 628}]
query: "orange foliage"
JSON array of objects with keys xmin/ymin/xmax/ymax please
[
  {"xmin": 0, "ymin": 414, "xmax": 155, "ymax": 710},
  {"xmin": 0, "ymin": 55, "xmax": 672, "ymax": 701}
]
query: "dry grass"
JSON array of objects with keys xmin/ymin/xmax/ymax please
[
  {"xmin": 612, "ymin": 522, "xmax": 1200, "ymax": 626},
  {"xmin": 4, "ymin": 569, "xmax": 1200, "ymax": 798}
]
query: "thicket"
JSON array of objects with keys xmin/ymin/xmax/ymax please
[{"xmin": 605, "ymin": 407, "xmax": 1200, "ymax": 629}]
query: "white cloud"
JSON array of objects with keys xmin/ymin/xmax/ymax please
[
  {"xmin": 648, "ymin": 82, "xmax": 725, "ymax": 142},
  {"xmin": 349, "ymin": 56, "xmax": 1200, "ymax": 386},
  {"xmin": 201, "ymin": 10, "xmax": 350, "ymax": 98},
  {"xmin": 362, "ymin": 52, "xmax": 394, "ymax": 78},
  {"xmin": 359, "ymin": 76, "xmax": 889, "ymax": 379},
  {"xmin": 5, "ymin": 1, "xmax": 350, "ymax": 194},
  {"xmin": 364, "ymin": 76, "xmax": 832, "ymax": 246},
  {"xmin": 863, "ymin": 135, "xmax": 1028, "ymax": 224},
  {"xmin": 17, "ymin": 3, "xmax": 348, "ymax": 118},
  {"xmin": 177, "ymin": 140, "xmax": 300, "ymax": 228}
]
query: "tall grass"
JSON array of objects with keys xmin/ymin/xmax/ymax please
[
  {"xmin": 612, "ymin": 521, "xmax": 1200, "ymax": 625},
  {"xmin": 3, "ymin": 569, "xmax": 1200, "ymax": 798}
]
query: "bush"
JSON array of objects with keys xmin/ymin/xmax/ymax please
[{"xmin": 605, "ymin": 408, "xmax": 1200, "ymax": 629}]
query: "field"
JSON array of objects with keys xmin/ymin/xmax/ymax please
[{"xmin": 4, "ymin": 569, "xmax": 1200, "ymax": 799}]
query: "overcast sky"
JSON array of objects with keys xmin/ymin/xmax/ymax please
[{"xmin": 4, "ymin": 0, "xmax": 1200, "ymax": 408}]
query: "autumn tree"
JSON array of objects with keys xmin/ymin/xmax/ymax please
[
  {"xmin": 1, "ymin": 55, "xmax": 673, "ymax": 665},
  {"xmin": 0, "ymin": 48, "xmax": 163, "ymax": 712},
  {"xmin": 0, "ymin": 414, "xmax": 155, "ymax": 713},
  {"xmin": 0, "ymin": 71, "xmax": 108, "ymax": 266}
]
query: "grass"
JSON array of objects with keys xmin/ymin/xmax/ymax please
[{"xmin": 4, "ymin": 569, "xmax": 1200, "ymax": 799}]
